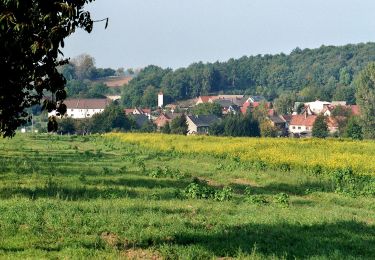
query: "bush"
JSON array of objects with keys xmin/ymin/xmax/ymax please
[
  {"xmin": 274, "ymin": 193, "xmax": 290, "ymax": 207},
  {"xmin": 345, "ymin": 116, "xmax": 363, "ymax": 140},
  {"xmin": 184, "ymin": 179, "xmax": 233, "ymax": 201}
]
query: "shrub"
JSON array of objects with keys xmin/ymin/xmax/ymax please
[
  {"xmin": 184, "ymin": 179, "xmax": 232, "ymax": 201},
  {"xmin": 274, "ymin": 193, "xmax": 290, "ymax": 207}
]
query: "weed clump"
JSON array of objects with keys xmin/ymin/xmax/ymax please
[
  {"xmin": 184, "ymin": 178, "xmax": 233, "ymax": 201},
  {"xmin": 149, "ymin": 166, "xmax": 184, "ymax": 179}
]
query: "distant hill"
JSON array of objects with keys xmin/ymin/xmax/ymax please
[{"xmin": 122, "ymin": 42, "xmax": 375, "ymax": 107}]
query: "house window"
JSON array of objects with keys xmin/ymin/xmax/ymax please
[
  {"xmin": 71, "ymin": 109, "xmax": 73, "ymax": 112},
  {"xmin": 70, "ymin": 114, "xmax": 74, "ymax": 117},
  {"xmin": 298, "ymin": 127, "xmax": 301, "ymax": 130},
  {"xmin": 292, "ymin": 126, "xmax": 295, "ymax": 129},
  {"xmin": 87, "ymin": 114, "xmax": 90, "ymax": 117},
  {"xmin": 306, "ymin": 127, "xmax": 309, "ymax": 130}
]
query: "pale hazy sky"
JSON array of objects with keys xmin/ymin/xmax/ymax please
[{"xmin": 63, "ymin": 0, "xmax": 375, "ymax": 69}]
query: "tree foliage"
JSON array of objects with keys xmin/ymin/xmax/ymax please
[
  {"xmin": 192, "ymin": 103, "xmax": 222, "ymax": 117},
  {"xmin": 209, "ymin": 113, "xmax": 260, "ymax": 137},
  {"xmin": 312, "ymin": 115, "xmax": 329, "ymax": 138},
  {"xmin": 89, "ymin": 102, "xmax": 131, "ymax": 133},
  {"xmin": 0, "ymin": 0, "xmax": 96, "ymax": 137},
  {"xmin": 345, "ymin": 116, "xmax": 363, "ymax": 140},
  {"xmin": 170, "ymin": 114, "xmax": 188, "ymax": 135},
  {"xmin": 273, "ymin": 93, "xmax": 296, "ymax": 115},
  {"xmin": 57, "ymin": 117, "xmax": 76, "ymax": 135},
  {"xmin": 161, "ymin": 122, "xmax": 171, "ymax": 134},
  {"xmin": 260, "ymin": 121, "xmax": 279, "ymax": 137},
  {"xmin": 121, "ymin": 43, "xmax": 375, "ymax": 107},
  {"xmin": 354, "ymin": 62, "xmax": 375, "ymax": 139}
]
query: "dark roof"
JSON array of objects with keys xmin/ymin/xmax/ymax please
[
  {"xmin": 233, "ymin": 96, "xmax": 249, "ymax": 106},
  {"xmin": 214, "ymin": 99, "xmax": 235, "ymax": 107},
  {"xmin": 130, "ymin": 114, "xmax": 150, "ymax": 128},
  {"xmin": 282, "ymin": 115, "xmax": 293, "ymax": 123},
  {"xmin": 249, "ymin": 95, "xmax": 266, "ymax": 102},
  {"xmin": 164, "ymin": 112, "xmax": 182, "ymax": 120},
  {"xmin": 268, "ymin": 115, "xmax": 286, "ymax": 124},
  {"xmin": 187, "ymin": 115, "xmax": 220, "ymax": 127}
]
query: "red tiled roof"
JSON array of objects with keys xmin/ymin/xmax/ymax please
[
  {"xmin": 64, "ymin": 99, "xmax": 110, "ymax": 109},
  {"xmin": 350, "ymin": 105, "xmax": 360, "ymax": 116},
  {"xmin": 241, "ymin": 101, "xmax": 251, "ymax": 114},
  {"xmin": 198, "ymin": 96, "xmax": 214, "ymax": 103},
  {"xmin": 124, "ymin": 109, "xmax": 134, "ymax": 115},
  {"xmin": 268, "ymin": 109, "xmax": 275, "ymax": 116},
  {"xmin": 140, "ymin": 108, "xmax": 151, "ymax": 114},
  {"xmin": 326, "ymin": 116, "xmax": 339, "ymax": 128},
  {"xmin": 289, "ymin": 115, "xmax": 317, "ymax": 126}
]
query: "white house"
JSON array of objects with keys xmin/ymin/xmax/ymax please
[
  {"xmin": 124, "ymin": 107, "xmax": 151, "ymax": 119},
  {"xmin": 288, "ymin": 114, "xmax": 317, "ymax": 137},
  {"xmin": 304, "ymin": 100, "xmax": 331, "ymax": 115},
  {"xmin": 49, "ymin": 98, "xmax": 111, "ymax": 119}
]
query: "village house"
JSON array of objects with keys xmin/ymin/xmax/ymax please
[
  {"xmin": 153, "ymin": 112, "xmax": 182, "ymax": 129},
  {"xmin": 289, "ymin": 113, "xmax": 340, "ymax": 137},
  {"xmin": 323, "ymin": 104, "xmax": 360, "ymax": 117},
  {"xmin": 240, "ymin": 99, "xmax": 270, "ymax": 115},
  {"xmin": 124, "ymin": 107, "xmax": 151, "ymax": 119},
  {"xmin": 247, "ymin": 95, "xmax": 266, "ymax": 103},
  {"xmin": 186, "ymin": 115, "xmax": 221, "ymax": 135},
  {"xmin": 214, "ymin": 99, "xmax": 240, "ymax": 115},
  {"xmin": 304, "ymin": 100, "xmax": 332, "ymax": 115},
  {"xmin": 326, "ymin": 117, "xmax": 339, "ymax": 134},
  {"xmin": 288, "ymin": 114, "xmax": 317, "ymax": 137},
  {"xmin": 267, "ymin": 110, "xmax": 288, "ymax": 135},
  {"xmin": 195, "ymin": 96, "xmax": 217, "ymax": 105},
  {"xmin": 49, "ymin": 98, "xmax": 111, "ymax": 119}
]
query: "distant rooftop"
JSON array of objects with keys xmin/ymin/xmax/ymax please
[{"xmin": 64, "ymin": 99, "xmax": 110, "ymax": 109}]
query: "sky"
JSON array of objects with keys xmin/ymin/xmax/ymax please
[{"xmin": 63, "ymin": 0, "xmax": 375, "ymax": 69}]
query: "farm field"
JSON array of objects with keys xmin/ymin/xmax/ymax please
[{"xmin": 0, "ymin": 134, "xmax": 374, "ymax": 259}]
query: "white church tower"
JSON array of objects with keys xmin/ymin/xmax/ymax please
[{"xmin": 158, "ymin": 92, "xmax": 164, "ymax": 108}]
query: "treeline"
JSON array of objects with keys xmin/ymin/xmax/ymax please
[{"xmin": 122, "ymin": 42, "xmax": 375, "ymax": 107}]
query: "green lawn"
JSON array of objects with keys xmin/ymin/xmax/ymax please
[{"xmin": 0, "ymin": 134, "xmax": 374, "ymax": 259}]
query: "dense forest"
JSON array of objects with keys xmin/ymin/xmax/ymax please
[{"xmin": 122, "ymin": 42, "xmax": 375, "ymax": 107}]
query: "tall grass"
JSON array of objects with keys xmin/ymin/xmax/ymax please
[{"xmin": 0, "ymin": 134, "xmax": 374, "ymax": 259}]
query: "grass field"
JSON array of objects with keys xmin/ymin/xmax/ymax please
[{"xmin": 0, "ymin": 134, "xmax": 374, "ymax": 259}]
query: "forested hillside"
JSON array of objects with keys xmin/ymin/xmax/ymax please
[{"xmin": 122, "ymin": 42, "xmax": 375, "ymax": 107}]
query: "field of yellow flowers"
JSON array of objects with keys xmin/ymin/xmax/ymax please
[{"xmin": 108, "ymin": 133, "xmax": 375, "ymax": 176}]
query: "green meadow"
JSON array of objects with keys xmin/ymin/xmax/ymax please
[{"xmin": 0, "ymin": 134, "xmax": 374, "ymax": 259}]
